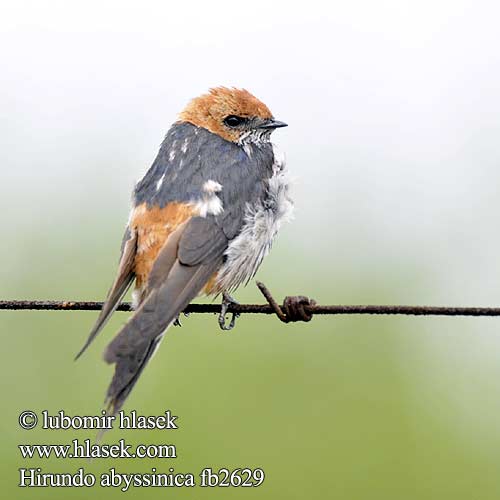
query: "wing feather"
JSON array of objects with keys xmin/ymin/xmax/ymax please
[
  {"xmin": 75, "ymin": 227, "xmax": 137, "ymax": 360},
  {"xmin": 102, "ymin": 217, "xmax": 227, "ymax": 413}
]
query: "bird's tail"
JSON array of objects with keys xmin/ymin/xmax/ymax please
[
  {"xmin": 104, "ymin": 333, "xmax": 165, "ymax": 415},
  {"xmin": 102, "ymin": 260, "xmax": 219, "ymax": 415}
]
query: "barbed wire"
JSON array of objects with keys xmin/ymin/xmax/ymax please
[{"xmin": 2, "ymin": 282, "xmax": 500, "ymax": 323}]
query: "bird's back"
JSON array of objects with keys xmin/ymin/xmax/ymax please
[{"xmin": 132, "ymin": 122, "xmax": 280, "ymax": 294}]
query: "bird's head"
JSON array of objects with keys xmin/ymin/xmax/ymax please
[{"xmin": 178, "ymin": 87, "xmax": 287, "ymax": 144}]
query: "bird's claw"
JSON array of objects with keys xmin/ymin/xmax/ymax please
[
  {"xmin": 218, "ymin": 293, "xmax": 240, "ymax": 331},
  {"xmin": 173, "ymin": 311, "xmax": 191, "ymax": 327}
]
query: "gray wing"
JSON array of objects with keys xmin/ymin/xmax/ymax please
[
  {"xmin": 134, "ymin": 122, "xmax": 273, "ymax": 236},
  {"xmin": 75, "ymin": 227, "xmax": 137, "ymax": 360},
  {"xmin": 102, "ymin": 216, "xmax": 227, "ymax": 414}
]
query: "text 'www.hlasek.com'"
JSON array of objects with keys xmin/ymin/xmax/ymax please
[{"xmin": 18, "ymin": 410, "xmax": 265, "ymax": 491}]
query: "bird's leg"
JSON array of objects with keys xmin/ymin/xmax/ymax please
[
  {"xmin": 218, "ymin": 292, "xmax": 240, "ymax": 331},
  {"xmin": 173, "ymin": 314, "xmax": 182, "ymax": 327}
]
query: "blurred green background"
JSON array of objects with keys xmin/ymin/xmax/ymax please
[{"xmin": 3, "ymin": 1, "xmax": 500, "ymax": 498}]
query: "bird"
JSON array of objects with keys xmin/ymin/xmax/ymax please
[{"xmin": 76, "ymin": 87, "xmax": 293, "ymax": 414}]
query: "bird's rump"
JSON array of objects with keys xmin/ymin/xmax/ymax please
[{"xmin": 131, "ymin": 201, "xmax": 196, "ymax": 291}]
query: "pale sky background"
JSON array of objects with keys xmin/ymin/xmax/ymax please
[
  {"xmin": 2, "ymin": 1, "xmax": 500, "ymax": 437},
  {"xmin": 2, "ymin": 0, "xmax": 500, "ymax": 302}
]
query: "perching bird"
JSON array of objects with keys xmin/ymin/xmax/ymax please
[{"xmin": 76, "ymin": 87, "xmax": 293, "ymax": 414}]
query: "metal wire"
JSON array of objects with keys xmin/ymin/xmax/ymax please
[
  {"xmin": 2, "ymin": 300, "xmax": 500, "ymax": 315},
  {"xmin": 2, "ymin": 281, "xmax": 500, "ymax": 319}
]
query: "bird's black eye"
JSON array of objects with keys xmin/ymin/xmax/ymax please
[{"xmin": 223, "ymin": 115, "xmax": 246, "ymax": 127}]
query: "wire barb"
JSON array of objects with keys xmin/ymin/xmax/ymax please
[
  {"xmin": 256, "ymin": 282, "xmax": 317, "ymax": 323},
  {"xmin": 256, "ymin": 282, "xmax": 288, "ymax": 322},
  {"xmin": 283, "ymin": 295, "xmax": 317, "ymax": 322}
]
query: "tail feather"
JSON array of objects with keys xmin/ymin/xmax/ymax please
[
  {"xmin": 103, "ymin": 259, "xmax": 221, "ymax": 413},
  {"xmin": 105, "ymin": 335, "xmax": 164, "ymax": 415},
  {"xmin": 75, "ymin": 228, "xmax": 137, "ymax": 360}
]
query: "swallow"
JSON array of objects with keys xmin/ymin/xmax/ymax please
[{"xmin": 76, "ymin": 87, "xmax": 293, "ymax": 414}]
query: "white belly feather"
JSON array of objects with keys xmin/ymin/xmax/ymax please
[{"xmin": 214, "ymin": 145, "xmax": 294, "ymax": 293}]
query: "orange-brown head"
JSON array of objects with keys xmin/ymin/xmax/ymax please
[{"xmin": 178, "ymin": 87, "xmax": 287, "ymax": 143}]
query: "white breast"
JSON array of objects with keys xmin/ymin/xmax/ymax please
[{"xmin": 214, "ymin": 144, "xmax": 294, "ymax": 293}]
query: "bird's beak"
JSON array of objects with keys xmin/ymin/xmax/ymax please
[{"xmin": 258, "ymin": 119, "xmax": 288, "ymax": 130}]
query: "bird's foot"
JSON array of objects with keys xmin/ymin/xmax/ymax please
[
  {"xmin": 218, "ymin": 292, "xmax": 240, "ymax": 331},
  {"xmin": 173, "ymin": 311, "xmax": 191, "ymax": 327}
]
